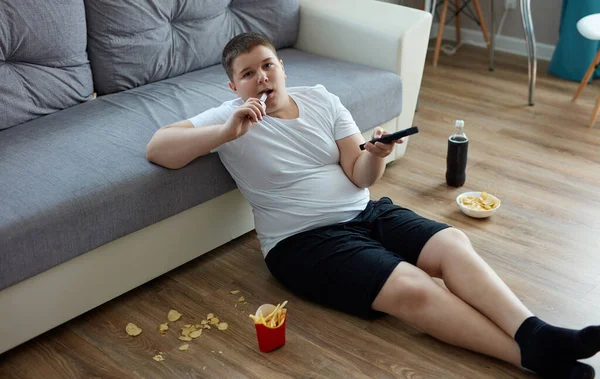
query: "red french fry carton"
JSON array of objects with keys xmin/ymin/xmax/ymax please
[{"xmin": 254, "ymin": 304, "xmax": 286, "ymax": 353}]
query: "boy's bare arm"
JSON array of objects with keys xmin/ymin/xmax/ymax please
[
  {"xmin": 146, "ymin": 120, "xmax": 230, "ymax": 169},
  {"xmin": 146, "ymin": 97, "xmax": 266, "ymax": 169},
  {"xmin": 337, "ymin": 133, "xmax": 385, "ymax": 188},
  {"xmin": 337, "ymin": 128, "xmax": 404, "ymax": 188}
]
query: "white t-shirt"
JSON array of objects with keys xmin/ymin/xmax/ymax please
[{"xmin": 188, "ymin": 85, "xmax": 370, "ymax": 257}]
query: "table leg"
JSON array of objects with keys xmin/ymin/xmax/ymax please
[
  {"xmin": 520, "ymin": 0, "xmax": 536, "ymax": 106},
  {"xmin": 489, "ymin": 0, "xmax": 495, "ymax": 71}
]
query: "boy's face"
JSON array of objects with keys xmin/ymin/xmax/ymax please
[{"xmin": 228, "ymin": 45, "xmax": 287, "ymax": 115}]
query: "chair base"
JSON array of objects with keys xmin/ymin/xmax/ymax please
[
  {"xmin": 590, "ymin": 95, "xmax": 600, "ymax": 128},
  {"xmin": 572, "ymin": 49, "xmax": 600, "ymax": 102},
  {"xmin": 433, "ymin": 0, "xmax": 489, "ymax": 67}
]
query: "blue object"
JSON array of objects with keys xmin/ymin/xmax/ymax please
[{"xmin": 548, "ymin": 0, "xmax": 600, "ymax": 83}]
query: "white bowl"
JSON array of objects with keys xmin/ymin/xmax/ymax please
[{"xmin": 456, "ymin": 191, "xmax": 501, "ymax": 219}]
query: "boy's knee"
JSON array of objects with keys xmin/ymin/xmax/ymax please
[
  {"xmin": 438, "ymin": 227, "xmax": 473, "ymax": 255},
  {"xmin": 381, "ymin": 265, "xmax": 434, "ymax": 310},
  {"xmin": 442, "ymin": 228, "xmax": 485, "ymax": 269},
  {"xmin": 446, "ymin": 227, "xmax": 471, "ymax": 245}
]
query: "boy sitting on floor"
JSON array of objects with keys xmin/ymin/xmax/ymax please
[{"xmin": 146, "ymin": 32, "xmax": 599, "ymax": 379}]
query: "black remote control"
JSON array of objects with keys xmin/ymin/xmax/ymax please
[{"xmin": 359, "ymin": 126, "xmax": 419, "ymax": 150}]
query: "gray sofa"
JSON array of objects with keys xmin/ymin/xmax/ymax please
[{"xmin": 0, "ymin": 0, "xmax": 432, "ymax": 354}]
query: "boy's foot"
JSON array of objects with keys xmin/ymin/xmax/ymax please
[
  {"xmin": 526, "ymin": 360, "xmax": 595, "ymax": 379},
  {"xmin": 516, "ymin": 317, "xmax": 600, "ymax": 361}
]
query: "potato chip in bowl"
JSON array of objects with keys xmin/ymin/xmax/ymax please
[{"xmin": 456, "ymin": 191, "xmax": 501, "ymax": 218}]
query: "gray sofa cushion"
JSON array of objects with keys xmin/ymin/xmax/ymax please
[
  {"xmin": 0, "ymin": 48, "xmax": 402, "ymax": 291},
  {"xmin": 0, "ymin": 0, "xmax": 93, "ymax": 131},
  {"xmin": 280, "ymin": 50, "xmax": 403, "ymax": 131},
  {"xmin": 85, "ymin": 0, "xmax": 299, "ymax": 95}
]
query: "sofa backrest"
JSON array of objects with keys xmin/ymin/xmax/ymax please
[
  {"xmin": 85, "ymin": 0, "xmax": 300, "ymax": 95},
  {"xmin": 0, "ymin": 0, "xmax": 94, "ymax": 131}
]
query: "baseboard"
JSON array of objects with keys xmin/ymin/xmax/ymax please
[{"xmin": 430, "ymin": 24, "xmax": 555, "ymax": 62}]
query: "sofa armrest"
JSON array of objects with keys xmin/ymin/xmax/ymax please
[{"xmin": 295, "ymin": 0, "xmax": 432, "ymax": 134}]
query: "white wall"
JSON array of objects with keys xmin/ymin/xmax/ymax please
[
  {"xmin": 378, "ymin": 0, "xmax": 562, "ymax": 60},
  {"xmin": 379, "ymin": 0, "xmax": 562, "ymax": 44}
]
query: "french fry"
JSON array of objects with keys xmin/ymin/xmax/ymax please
[
  {"xmin": 266, "ymin": 301, "xmax": 287, "ymax": 326},
  {"xmin": 278, "ymin": 309, "xmax": 286, "ymax": 327},
  {"xmin": 250, "ymin": 301, "xmax": 288, "ymax": 327},
  {"xmin": 265, "ymin": 303, "xmax": 281, "ymax": 323},
  {"xmin": 279, "ymin": 301, "xmax": 288, "ymax": 312},
  {"xmin": 278, "ymin": 309, "xmax": 287, "ymax": 327}
]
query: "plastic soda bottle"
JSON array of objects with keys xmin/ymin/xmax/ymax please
[{"xmin": 446, "ymin": 120, "xmax": 468, "ymax": 187}]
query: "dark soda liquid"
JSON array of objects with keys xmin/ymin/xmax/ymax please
[{"xmin": 446, "ymin": 136, "xmax": 468, "ymax": 187}]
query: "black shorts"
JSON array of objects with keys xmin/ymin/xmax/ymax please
[{"xmin": 265, "ymin": 197, "xmax": 451, "ymax": 319}]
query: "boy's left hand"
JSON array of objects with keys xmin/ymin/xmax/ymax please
[{"xmin": 364, "ymin": 127, "xmax": 405, "ymax": 158}]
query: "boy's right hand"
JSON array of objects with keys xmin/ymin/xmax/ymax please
[{"xmin": 224, "ymin": 98, "xmax": 266, "ymax": 141}]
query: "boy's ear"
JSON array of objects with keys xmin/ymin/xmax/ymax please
[
  {"xmin": 228, "ymin": 81, "xmax": 237, "ymax": 93},
  {"xmin": 280, "ymin": 59, "xmax": 286, "ymax": 78}
]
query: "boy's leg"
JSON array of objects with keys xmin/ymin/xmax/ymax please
[
  {"xmin": 368, "ymin": 199, "xmax": 531, "ymax": 334},
  {"xmin": 372, "ymin": 262, "xmax": 595, "ymax": 378},
  {"xmin": 414, "ymin": 228, "xmax": 599, "ymax": 374},
  {"xmin": 371, "ymin": 261, "xmax": 522, "ymax": 366},
  {"xmin": 416, "ymin": 227, "xmax": 532, "ymax": 336},
  {"xmin": 367, "ymin": 199, "xmax": 598, "ymax": 376}
]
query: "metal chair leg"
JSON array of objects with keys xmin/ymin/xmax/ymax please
[{"xmin": 520, "ymin": 0, "xmax": 536, "ymax": 106}]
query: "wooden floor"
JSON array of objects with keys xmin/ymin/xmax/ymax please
[{"xmin": 1, "ymin": 45, "xmax": 600, "ymax": 378}]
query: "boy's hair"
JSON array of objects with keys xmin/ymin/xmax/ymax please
[{"xmin": 221, "ymin": 32, "xmax": 277, "ymax": 81}]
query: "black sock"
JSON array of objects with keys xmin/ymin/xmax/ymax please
[
  {"xmin": 556, "ymin": 361, "xmax": 595, "ymax": 379},
  {"xmin": 531, "ymin": 361, "xmax": 596, "ymax": 379},
  {"xmin": 515, "ymin": 316, "xmax": 600, "ymax": 373}
]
